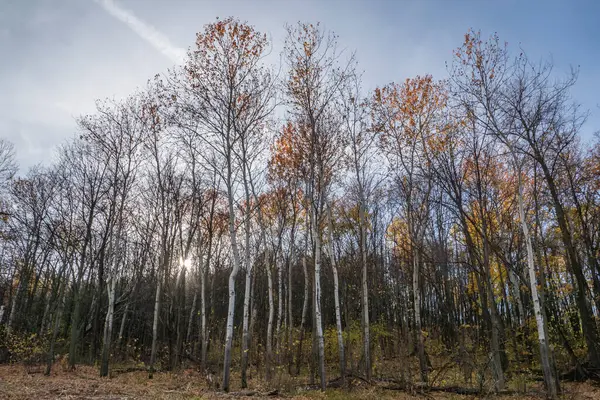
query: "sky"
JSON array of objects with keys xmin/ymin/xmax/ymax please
[{"xmin": 1, "ymin": 0, "xmax": 599, "ymax": 170}]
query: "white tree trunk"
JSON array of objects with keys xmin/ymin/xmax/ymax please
[
  {"xmin": 149, "ymin": 269, "xmax": 162, "ymax": 378},
  {"xmin": 240, "ymin": 264, "xmax": 252, "ymax": 388},
  {"xmin": 276, "ymin": 257, "xmax": 283, "ymax": 363},
  {"xmin": 312, "ymin": 207, "xmax": 326, "ymax": 390},
  {"xmin": 359, "ymin": 203, "xmax": 371, "ymax": 381},
  {"xmin": 100, "ymin": 277, "xmax": 116, "ymax": 377},
  {"xmin": 200, "ymin": 259, "xmax": 207, "ymax": 368},
  {"xmin": 223, "ymin": 265, "xmax": 239, "ymax": 391},
  {"xmin": 118, "ymin": 302, "xmax": 129, "ymax": 347},
  {"xmin": 287, "ymin": 241, "xmax": 294, "ymax": 372},
  {"xmin": 515, "ymin": 160, "xmax": 559, "ymax": 399},
  {"xmin": 222, "ymin": 167, "xmax": 242, "ymax": 392},
  {"xmin": 240, "ymin": 163, "xmax": 254, "ymax": 389},
  {"xmin": 327, "ymin": 205, "xmax": 345, "ymax": 380}
]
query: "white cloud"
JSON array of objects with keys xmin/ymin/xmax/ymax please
[{"xmin": 93, "ymin": 0, "xmax": 186, "ymax": 64}]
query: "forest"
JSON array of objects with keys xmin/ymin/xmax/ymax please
[{"xmin": 0, "ymin": 18, "xmax": 599, "ymax": 399}]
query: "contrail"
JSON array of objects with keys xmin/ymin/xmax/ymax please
[{"xmin": 94, "ymin": 0, "xmax": 186, "ymax": 64}]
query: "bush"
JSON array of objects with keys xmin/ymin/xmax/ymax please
[{"xmin": 0, "ymin": 326, "xmax": 48, "ymax": 365}]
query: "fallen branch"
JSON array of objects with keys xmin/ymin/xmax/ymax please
[
  {"xmin": 226, "ymin": 389, "xmax": 279, "ymax": 397},
  {"xmin": 380, "ymin": 382, "xmax": 521, "ymax": 396},
  {"xmin": 560, "ymin": 361, "xmax": 600, "ymax": 382},
  {"xmin": 344, "ymin": 372, "xmax": 371, "ymax": 386},
  {"xmin": 111, "ymin": 366, "xmax": 148, "ymax": 375}
]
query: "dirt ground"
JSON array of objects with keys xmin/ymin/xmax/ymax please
[{"xmin": 0, "ymin": 364, "xmax": 598, "ymax": 400}]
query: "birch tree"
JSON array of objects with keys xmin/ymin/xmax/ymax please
[
  {"xmin": 182, "ymin": 17, "xmax": 274, "ymax": 391},
  {"xmin": 284, "ymin": 22, "xmax": 353, "ymax": 389}
]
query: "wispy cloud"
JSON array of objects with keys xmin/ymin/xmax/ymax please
[{"xmin": 94, "ymin": 0, "xmax": 186, "ymax": 64}]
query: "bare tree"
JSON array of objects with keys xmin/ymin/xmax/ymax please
[
  {"xmin": 181, "ymin": 17, "xmax": 275, "ymax": 391},
  {"xmin": 283, "ymin": 22, "xmax": 354, "ymax": 390}
]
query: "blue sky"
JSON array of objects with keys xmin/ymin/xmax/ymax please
[{"xmin": 1, "ymin": 0, "xmax": 598, "ymax": 169}]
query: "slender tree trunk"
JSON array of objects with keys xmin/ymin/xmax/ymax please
[
  {"xmin": 296, "ymin": 252, "xmax": 310, "ymax": 376},
  {"xmin": 100, "ymin": 277, "xmax": 116, "ymax": 377},
  {"xmin": 40, "ymin": 286, "xmax": 52, "ymax": 335},
  {"xmin": 149, "ymin": 269, "xmax": 162, "ymax": 378},
  {"xmin": 508, "ymin": 268, "xmax": 524, "ymax": 328},
  {"xmin": 240, "ymin": 265, "xmax": 252, "ymax": 388},
  {"xmin": 6, "ymin": 279, "xmax": 18, "ymax": 332},
  {"xmin": 276, "ymin": 257, "xmax": 283, "ymax": 364},
  {"xmin": 413, "ymin": 252, "xmax": 428, "ymax": 383},
  {"xmin": 312, "ymin": 207, "xmax": 326, "ymax": 391},
  {"xmin": 200, "ymin": 260, "xmax": 207, "ymax": 369},
  {"xmin": 173, "ymin": 268, "xmax": 186, "ymax": 370},
  {"xmin": 463, "ymin": 218, "xmax": 505, "ymax": 391},
  {"xmin": 487, "ymin": 279, "xmax": 505, "ymax": 390},
  {"xmin": 7, "ymin": 261, "xmax": 29, "ymax": 332},
  {"xmin": 186, "ymin": 290, "xmax": 197, "ymax": 346},
  {"xmin": 310, "ymin": 273, "xmax": 317, "ymax": 386},
  {"xmin": 480, "ymin": 210, "xmax": 506, "ymax": 389},
  {"xmin": 45, "ymin": 278, "xmax": 66, "ymax": 376},
  {"xmin": 223, "ymin": 175, "xmax": 237, "ymax": 390},
  {"xmin": 514, "ymin": 157, "xmax": 559, "ymax": 398},
  {"xmin": 287, "ymin": 242, "xmax": 294, "ymax": 374},
  {"xmin": 25, "ymin": 267, "xmax": 42, "ymax": 321},
  {"xmin": 89, "ymin": 273, "xmax": 103, "ymax": 364},
  {"xmin": 118, "ymin": 302, "xmax": 129, "ymax": 349},
  {"xmin": 68, "ymin": 272, "xmax": 83, "ymax": 370},
  {"xmin": 249, "ymin": 277, "xmax": 258, "ymax": 365},
  {"xmin": 327, "ymin": 205, "xmax": 345, "ymax": 381},
  {"xmin": 266, "ymin": 256, "xmax": 275, "ymax": 381},
  {"xmin": 222, "ymin": 169, "xmax": 242, "ymax": 392},
  {"xmin": 237, "ymin": 154, "xmax": 257, "ymax": 388},
  {"xmin": 359, "ymin": 202, "xmax": 371, "ymax": 381}
]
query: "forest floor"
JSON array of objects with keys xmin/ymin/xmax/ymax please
[{"xmin": 0, "ymin": 364, "xmax": 598, "ymax": 400}]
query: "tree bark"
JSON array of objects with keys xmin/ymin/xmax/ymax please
[
  {"xmin": 117, "ymin": 302, "xmax": 129, "ymax": 350},
  {"xmin": 359, "ymin": 202, "xmax": 371, "ymax": 381},
  {"xmin": 276, "ymin": 255, "xmax": 283, "ymax": 364},
  {"xmin": 200, "ymin": 257, "xmax": 208, "ymax": 369},
  {"xmin": 312, "ymin": 206, "xmax": 326, "ymax": 391},
  {"xmin": 240, "ymin": 259, "xmax": 253, "ymax": 388},
  {"xmin": 266, "ymin": 254, "xmax": 274, "ymax": 381},
  {"xmin": 186, "ymin": 291, "xmax": 197, "ymax": 345},
  {"xmin": 149, "ymin": 269, "xmax": 162, "ymax": 378},
  {"xmin": 295, "ymin": 252, "xmax": 310, "ymax": 376},
  {"xmin": 413, "ymin": 252, "xmax": 428, "ymax": 384},
  {"xmin": 222, "ymin": 158, "xmax": 243, "ymax": 392},
  {"xmin": 327, "ymin": 205, "xmax": 346, "ymax": 382},
  {"xmin": 68, "ymin": 271, "xmax": 83, "ymax": 370},
  {"xmin": 45, "ymin": 277, "xmax": 66, "ymax": 376},
  {"xmin": 514, "ymin": 159, "xmax": 559, "ymax": 398},
  {"xmin": 287, "ymin": 226, "xmax": 295, "ymax": 374},
  {"xmin": 100, "ymin": 277, "xmax": 116, "ymax": 377}
]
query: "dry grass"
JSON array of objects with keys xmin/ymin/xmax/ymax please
[
  {"xmin": 0, "ymin": 364, "xmax": 207, "ymax": 400},
  {"xmin": 0, "ymin": 364, "xmax": 598, "ymax": 399}
]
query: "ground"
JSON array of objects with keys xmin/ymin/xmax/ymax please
[{"xmin": 0, "ymin": 365, "xmax": 598, "ymax": 400}]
